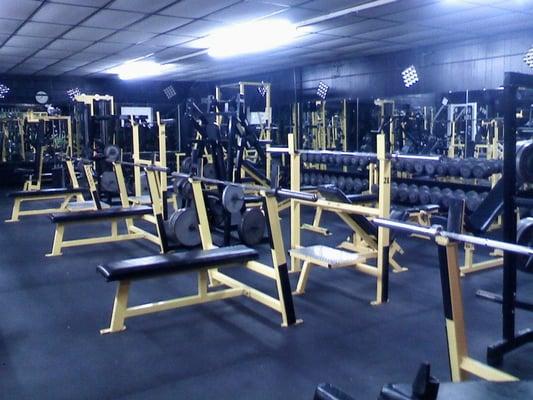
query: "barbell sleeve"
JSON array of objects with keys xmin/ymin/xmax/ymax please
[{"xmin": 274, "ymin": 188, "xmax": 318, "ymax": 202}]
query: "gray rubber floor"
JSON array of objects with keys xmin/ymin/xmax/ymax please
[{"xmin": 0, "ymin": 191, "xmax": 532, "ymax": 399}]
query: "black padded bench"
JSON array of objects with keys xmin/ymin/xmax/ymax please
[
  {"xmin": 47, "ymin": 205, "xmax": 155, "ymax": 256},
  {"xmin": 97, "ymin": 245, "xmax": 258, "ymax": 281},
  {"xmin": 98, "ymin": 245, "xmax": 264, "ymax": 334},
  {"xmin": 8, "ymin": 187, "xmax": 83, "ymax": 198},
  {"xmin": 50, "ymin": 205, "xmax": 152, "ymax": 223}
]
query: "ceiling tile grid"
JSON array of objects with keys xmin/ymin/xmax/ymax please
[{"xmin": 0, "ymin": 0, "xmax": 530, "ymax": 80}]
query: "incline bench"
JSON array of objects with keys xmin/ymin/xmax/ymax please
[
  {"xmin": 47, "ymin": 205, "xmax": 154, "ymax": 256},
  {"xmin": 97, "ymin": 245, "xmax": 259, "ymax": 333}
]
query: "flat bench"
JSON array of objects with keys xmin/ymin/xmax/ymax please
[
  {"xmin": 98, "ymin": 245, "xmax": 260, "ymax": 334},
  {"xmin": 97, "ymin": 245, "xmax": 258, "ymax": 281},
  {"xmin": 8, "ymin": 188, "xmax": 83, "ymax": 198},
  {"xmin": 47, "ymin": 205, "xmax": 155, "ymax": 256},
  {"xmin": 5, "ymin": 187, "xmax": 86, "ymax": 222},
  {"xmin": 50, "ymin": 205, "xmax": 152, "ymax": 223}
]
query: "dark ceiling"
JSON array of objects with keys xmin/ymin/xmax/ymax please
[{"xmin": 1, "ymin": 0, "xmax": 532, "ymax": 81}]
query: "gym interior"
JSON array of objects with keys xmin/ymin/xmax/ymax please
[{"xmin": 1, "ymin": 1, "xmax": 533, "ymax": 399}]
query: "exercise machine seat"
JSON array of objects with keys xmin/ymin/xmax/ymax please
[
  {"xmin": 97, "ymin": 245, "xmax": 259, "ymax": 282},
  {"xmin": 8, "ymin": 188, "xmax": 83, "ymax": 198},
  {"xmin": 50, "ymin": 205, "xmax": 152, "ymax": 223}
]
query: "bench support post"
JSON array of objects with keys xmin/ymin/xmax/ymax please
[{"xmin": 101, "ymin": 281, "xmax": 130, "ymax": 334}]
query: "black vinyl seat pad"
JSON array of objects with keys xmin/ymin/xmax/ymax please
[
  {"xmin": 8, "ymin": 188, "xmax": 83, "ymax": 198},
  {"xmin": 97, "ymin": 245, "xmax": 259, "ymax": 282},
  {"xmin": 50, "ymin": 205, "xmax": 152, "ymax": 223}
]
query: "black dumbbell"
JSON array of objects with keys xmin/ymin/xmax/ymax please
[
  {"xmin": 408, "ymin": 184, "xmax": 420, "ymax": 204},
  {"xmin": 323, "ymin": 174, "xmax": 330, "ymax": 184},
  {"xmin": 430, "ymin": 187, "xmax": 442, "ymax": 205},
  {"xmin": 459, "ymin": 159, "xmax": 473, "ymax": 179},
  {"xmin": 424, "ymin": 161, "xmax": 436, "ymax": 176},
  {"xmin": 345, "ymin": 177, "xmax": 354, "ymax": 193},
  {"xmin": 397, "ymin": 183, "xmax": 409, "ymax": 203},
  {"xmin": 454, "ymin": 189, "xmax": 466, "ymax": 202},
  {"xmin": 338, "ymin": 176, "xmax": 346, "ymax": 190},
  {"xmin": 310, "ymin": 173, "xmax": 318, "ymax": 186},
  {"xmin": 465, "ymin": 191, "xmax": 481, "ymax": 212},
  {"xmin": 419, "ymin": 185, "xmax": 431, "ymax": 205},
  {"xmin": 353, "ymin": 178, "xmax": 363, "ymax": 194},
  {"xmin": 413, "ymin": 161, "xmax": 425, "ymax": 175},
  {"xmin": 330, "ymin": 175, "xmax": 338, "ymax": 187},
  {"xmin": 435, "ymin": 162, "xmax": 448, "ymax": 176},
  {"xmin": 317, "ymin": 174, "xmax": 324, "ymax": 185},
  {"xmin": 441, "ymin": 188, "xmax": 454, "ymax": 209},
  {"xmin": 303, "ymin": 173, "xmax": 310, "ymax": 185},
  {"xmin": 448, "ymin": 160, "xmax": 461, "ymax": 177},
  {"xmin": 391, "ymin": 182, "xmax": 399, "ymax": 202}
]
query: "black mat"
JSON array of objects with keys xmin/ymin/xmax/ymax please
[{"xmin": 0, "ymin": 190, "xmax": 532, "ymax": 400}]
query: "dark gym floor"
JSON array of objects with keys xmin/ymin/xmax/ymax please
[{"xmin": 1, "ymin": 190, "xmax": 532, "ymax": 400}]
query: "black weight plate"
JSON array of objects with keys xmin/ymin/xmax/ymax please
[
  {"xmin": 238, "ymin": 208, "xmax": 266, "ymax": 246},
  {"xmin": 170, "ymin": 208, "xmax": 201, "ymax": 247},
  {"xmin": 207, "ymin": 195, "xmax": 225, "ymax": 227},
  {"xmin": 222, "ymin": 185, "xmax": 244, "ymax": 213},
  {"xmin": 517, "ymin": 218, "xmax": 533, "ymax": 272},
  {"xmin": 203, "ymin": 163, "xmax": 216, "ymax": 179}
]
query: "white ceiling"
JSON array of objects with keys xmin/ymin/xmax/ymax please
[{"xmin": 0, "ymin": 0, "xmax": 532, "ymax": 81}]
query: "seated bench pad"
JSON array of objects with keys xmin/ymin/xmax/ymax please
[
  {"xmin": 8, "ymin": 187, "xmax": 82, "ymax": 198},
  {"xmin": 50, "ymin": 205, "xmax": 152, "ymax": 223},
  {"xmin": 97, "ymin": 245, "xmax": 259, "ymax": 281}
]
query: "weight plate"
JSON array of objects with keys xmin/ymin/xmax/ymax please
[
  {"xmin": 104, "ymin": 145, "xmax": 120, "ymax": 162},
  {"xmin": 517, "ymin": 217, "xmax": 533, "ymax": 272},
  {"xmin": 170, "ymin": 208, "xmax": 201, "ymax": 247},
  {"xmin": 238, "ymin": 208, "xmax": 266, "ymax": 246},
  {"xmin": 222, "ymin": 185, "xmax": 244, "ymax": 213},
  {"xmin": 517, "ymin": 140, "xmax": 533, "ymax": 184},
  {"xmin": 203, "ymin": 163, "xmax": 216, "ymax": 179},
  {"xmin": 207, "ymin": 195, "xmax": 225, "ymax": 228},
  {"xmin": 181, "ymin": 156, "xmax": 193, "ymax": 173},
  {"xmin": 100, "ymin": 171, "xmax": 118, "ymax": 193}
]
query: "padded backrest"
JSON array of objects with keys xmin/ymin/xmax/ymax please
[{"xmin": 466, "ymin": 179, "xmax": 503, "ymax": 234}]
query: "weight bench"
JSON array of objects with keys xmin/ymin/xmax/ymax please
[
  {"xmin": 47, "ymin": 205, "xmax": 153, "ymax": 256},
  {"xmin": 5, "ymin": 187, "xmax": 86, "ymax": 222},
  {"xmin": 97, "ymin": 245, "xmax": 259, "ymax": 333},
  {"xmin": 290, "ymin": 185, "xmax": 413, "ymax": 297}
]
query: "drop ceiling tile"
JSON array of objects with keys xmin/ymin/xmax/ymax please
[
  {"xmin": 3, "ymin": 35, "xmax": 51, "ymax": 48},
  {"xmin": 386, "ymin": 1, "xmax": 477, "ymax": 22},
  {"xmin": 84, "ymin": 41, "xmax": 131, "ymax": 54},
  {"xmin": 167, "ymin": 19, "xmax": 227, "ymax": 38},
  {"xmin": 116, "ymin": 45, "xmax": 162, "ymax": 58},
  {"xmin": 302, "ymin": 0, "xmax": 370, "ymax": 11},
  {"xmin": 47, "ymin": 38, "xmax": 93, "ymax": 51},
  {"xmin": 108, "ymin": 0, "xmax": 176, "ymax": 13},
  {"xmin": 353, "ymin": 24, "xmax": 422, "ymax": 40},
  {"xmin": 50, "ymin": 59, "xmax": 91, "ymax": 69},
  {"xmin": 159, "ymin": 0, "xmax": 240, "ymax": 19},
  {"xmin": 128, "ymin": 15, "xmax": 192, "ymax": 34},
  {"xmin": 82, "ymin": 9, "xmax": 145, "ymax": 29},
  {"xmin": 34, "ymin": 48, "xmax": 76, "ymax": 58},
  {"xmin": 31, "ymin": 3, "xmax": 98, "ymax": 25},
  {"xmin": 17, "ymin": 22, "xmax": 71, "ymax": 38},
  {"xmin": 0, "ymin": 0, "xmax": 41, "ymax": 20},
  {"xmin": 21, "ymin": 57, "xmax": 60, "ymax": 67},
  {"xmin": 0, "ymin": 33, "xmax": 10, "ymax": 42},
  {"xmin": 208, "ymin": 1, "xmax": 288, "ymax": 23},
  {"xmin": 0, "ymin": 18, "xmax": 22, "ymax": 34},
  {"xmin": 9, "ymin": 63, "xmax": 44, "ymax": 73},
  {"xmin": 305, "ymin": 36, "xmax": 362, "ymax": 50},
  {"xmin": 321, "ymin": 18, "xmax": 400, "ymax": 37},
  {"xmin": 270, "ymin": 6, "xmax": 322, "ymax": 22},
  {"xmin": 143, "ymin": 34, "xmax": 191, "ymax": 47},
  {"xmin": 154, "ymin": 46, "xmax": 199, "ymax": 62},
  {"xmin": 62, "ymin": 26, "xmax": 115, "ymax": 40},
  {"xmin": 51, "ymin": 0, "xmax": 110, "ymax": 5},
  {"xmin": 0, "ymin": 55, "xmax": 26, "ymax": 63},
  {"xmin": 104, "ymin": 30, "xmax": 156, "ymax": 44},
  {"xmin": 65, "ymin": 52, "xmax": 103, "ymax": 62},
  {"xmin": 356, "ymin": 0, "xmax": 437, "ymax": 18},
  {"xmin": 0, "ymin": 46, "xmax": 36, "ymax": 56}
]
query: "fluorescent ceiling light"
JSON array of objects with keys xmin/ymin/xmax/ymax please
[
  {"xmin": 207, "ymin": 19, "xmax": 297, "ymax": 58},
  {"xmin": 107, "ymin": 60, "xmax": 175, "ymax": 80}
]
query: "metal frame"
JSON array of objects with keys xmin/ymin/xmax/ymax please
[{"xmin": 101, "ymin": 177, "xmax": 300, "ymax": 334}]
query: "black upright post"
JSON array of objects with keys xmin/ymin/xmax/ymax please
[{"xmin": 501, "ymin": 77, "xmax": 517, "ymax": 342}]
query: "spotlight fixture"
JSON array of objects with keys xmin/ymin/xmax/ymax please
[
  {"xmin": 163, "ymin": 85, "xmax": 177, "ymax": 100},
  {"xmin": 0, "ymin": 83, "xmax": 10, "ymax": 99},
  {"xmin": 317, "ymin": 81, "xmax": 329, "ymax": 100},
  {"xmin": 66, "ymin": 88, "xmax": 81, "ymax": 101},
  {"xmin": 524, "ymin": 45, "xmax": 533, "ymax": 68},
  {"xmin": 402, "ymin": 65, "xmax": 419, "ymax": 88},
  {"xmin": 257, "ymin": 84, "xmax": 267, "ymax": 98}
]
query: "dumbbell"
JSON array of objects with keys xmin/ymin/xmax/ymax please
[
  {"xmin": 396, "ymin": 159, "xmax": 406, "ymax": 172},
  {"xmin": 418, "ymin": 185, "xmax": 431, "ymax": 205},
  {"xmin": 359, "ymin": 157, "xmax": 371, "ymax": 168},
  {"xmin": 345, "ymin": 177, "xmax": 354, "ymax": 193},
  {"xmin": 435, "ymin": 162, "xmax": 448, "ymax": 176},
  {"xmin": 310, "ymin": 173, "xmax": 318, "ymax": 186},
  {"xmin": 317, "ymin": 174, "xmax": 324, "ymax": 185},
  {"xmin": 391, "ymin": 182, "xmax": 399, "ymax": 202},
  {"xmin": 459, "ymin": 159, "xmax": 474, "ymax": 179},
  {"xmin": 408, "ymin": 184, "xmax": 420, "ymax": 204},
  {"xmin": 447, "ymin": 160, "xmax": 461, "ymax": 177},
  {"xmin": 430, "ymin": 187, "xmax": 442, "ymax": 205},
  {"xmin": 330, "ymin": 175, "xmax": 338, "ymax": 187},
  {"xmin": 465, "ymin": 190, "xmax": 481, "ymax": 212},
  {"xmin": 350, "ymin": 156, "xmax": 359, "ymax": 167},
  {"xmin": 320, "ymin": 154, "xmax": 328, "ymax": 164},
  {"xmin": 413, "ymin": 161, "xmax": 425, "ymax": 175},
  {"xmin": 397, "ymin": 183, "xmax": 409, "ymax": 203},
  {"xmin": 404, "ymin": 160, "xmax": 415, "ymax": 173},
  {"xmin": 353, "ymin": 178, "xmax": 363, "ymax": 194},
  {"xmin": 454, "ymin": 189, "xmax": 466, "ymax": 202},
  {"xmin": 303, "ymin": 173, "xmax": 310, "ymax": 185},
  {"xmin": 441, "ymin": 188, "xmax": 454, "ymax": 209},
  {"xmin": 323, "ymin": 174, "xmax": 330, "ymax": 185},
  {"xmin": 338, "ymin": 176, "xmax": 346, "ymax": 190},
  {"xmin": 424, "ymin": 161, "xmax": 437, "ymax": 176}
]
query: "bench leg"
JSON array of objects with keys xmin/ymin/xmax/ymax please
[
  {"xmin": 5, "ymin": 198, "xmax": 22, "ymax": 222},
  {"xmin": 294, "ymin": 261, "xmax": 312, "ymax": 295},
  {"xmin": 390, "ymin": 242, "xmax": 408, "ymax": 273},
  {"xmin": 46, "ymin": 224, "xmax": 65, "ymax": 256},
  {"xmin": 101, "ymin": 281, "xmax": 130, "ymax": 334},
  {"xmin": 58, "ymin": 194, "xmax": 75, "ymax": 211},
  {"xmin": 111, "ymin": 220, "xmax": 118, "ymax": 238}
]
